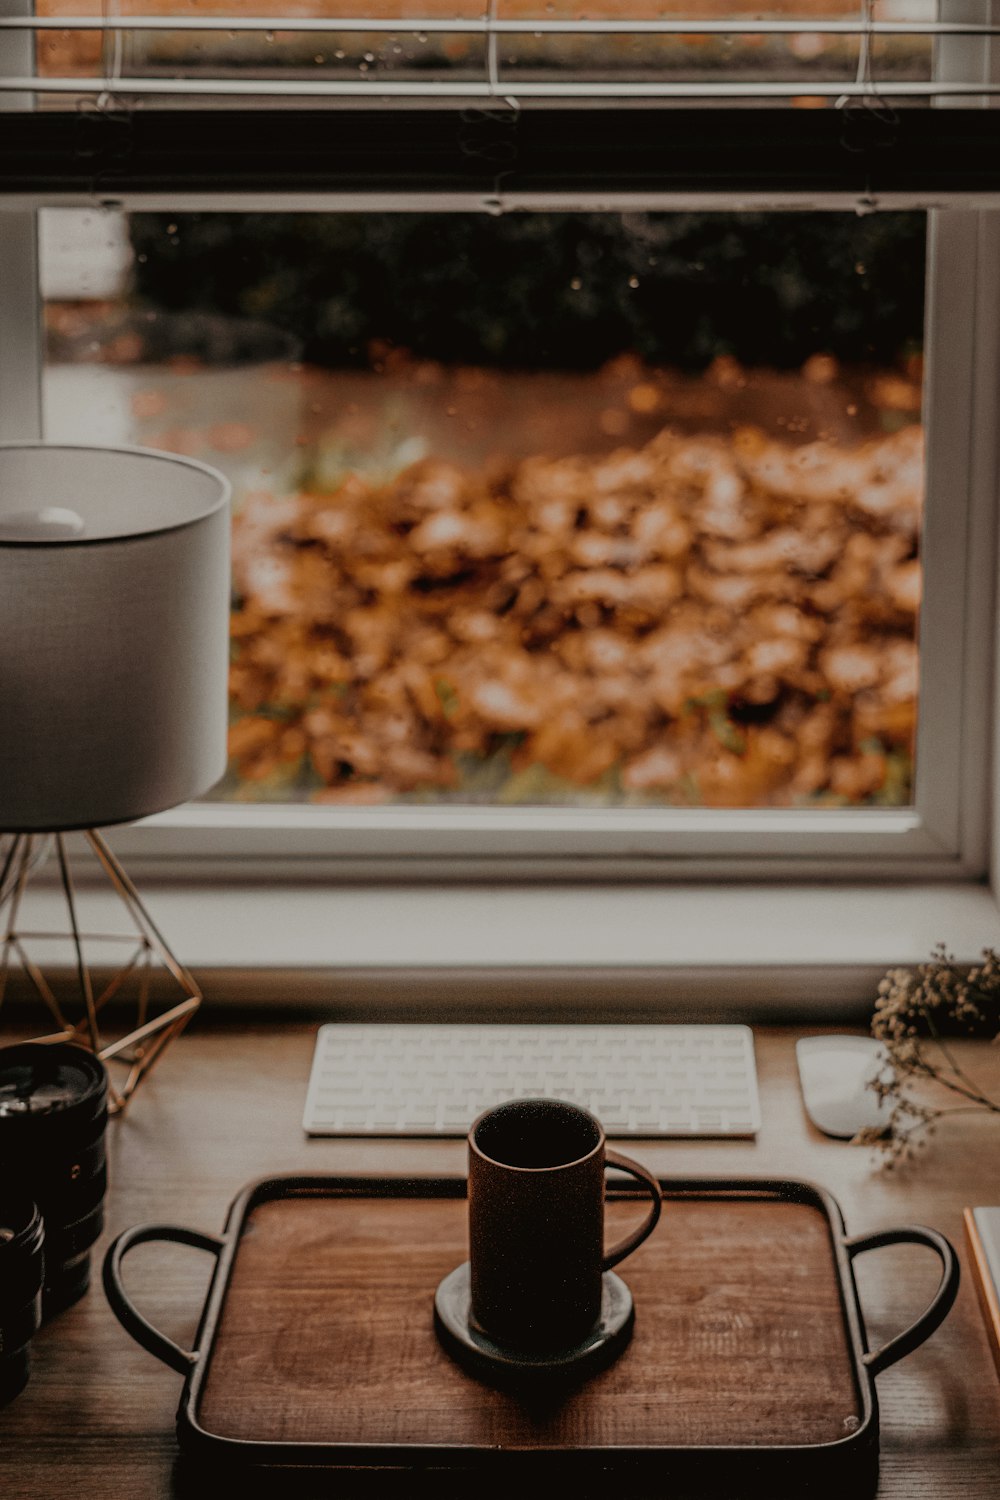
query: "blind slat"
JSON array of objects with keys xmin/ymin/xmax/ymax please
[
  {"xmin": 6, "ymin": 106, "xmax": 1000, "ymax": 207},
  {"xmin": 0, "ymin": 17, "xmax": 997, "ymax": 35},
  {"xmin": 4, "ymin": 76, "xmax": 999, "ymax": 98}
]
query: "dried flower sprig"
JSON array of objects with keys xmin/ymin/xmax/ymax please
[{"xmin": 858, "ymin": 944, "xmax": 1000, "ymax": 1165}]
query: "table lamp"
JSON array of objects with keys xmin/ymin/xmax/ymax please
[{"xmin": 0, "ymin": 443, "xmax": 231, "ymax": 1110}]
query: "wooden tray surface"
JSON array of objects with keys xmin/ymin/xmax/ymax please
[{"xmin": 195, "ymin": 1185, "xmax": 861, "ymax": 1452}]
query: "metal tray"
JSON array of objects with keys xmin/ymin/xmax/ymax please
[{"xmin": 103, "ymin": 1175, "xmax": 958, "ymax": 1495}]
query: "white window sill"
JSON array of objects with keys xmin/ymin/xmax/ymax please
[{"xmin": 13, "ymin": 879, "xmax": 1000, "ymax": 1019}]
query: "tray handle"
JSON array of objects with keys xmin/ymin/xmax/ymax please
[
  {"xmin": 844, "ymin": 1224, "xmax": 959, "ymax": 1378},
  {"xmin": 102, "ymin": 1224, "xmax": 226, "ymax": 1375}
]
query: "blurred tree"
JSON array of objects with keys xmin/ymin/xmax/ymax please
[{"xmin": 129, "ymin": 210, "xmax": 925, "ymax": 370}]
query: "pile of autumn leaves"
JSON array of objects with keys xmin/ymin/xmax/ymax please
[{"xmin": 228, "ymin": 420, "xmax": 921, "ymax": 806}]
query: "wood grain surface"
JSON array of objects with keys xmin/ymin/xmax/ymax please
[
  {"xmin": 0, "ymin": 1020, "xmax": 998, "ymax": 1497},
  {"xmin": 198, "ymin": 1189, "xmax": 858, "ymax": 1449}
]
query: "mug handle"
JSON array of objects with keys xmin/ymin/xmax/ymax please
[{"xmin": 602, "ymin": 1150, "xmax": 663, "ymax": 1270}]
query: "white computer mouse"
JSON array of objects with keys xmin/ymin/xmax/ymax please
[{"xmin": 795, "ymin": 1035, "xmax": 894, "ymax": 1140}]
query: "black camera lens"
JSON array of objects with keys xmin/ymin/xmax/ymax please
[
  {"xmin": 0, "ymin": 1195, "xmax": 44, "ymax": 1405},
  {"xmin": 0, "ymin": 1043, "xmax": 108, "ymax": 1317}
]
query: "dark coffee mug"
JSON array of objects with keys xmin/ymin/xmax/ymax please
[{"xmin": 467, "ymin": 1097, "xmax": 662, "ymax": 1351}]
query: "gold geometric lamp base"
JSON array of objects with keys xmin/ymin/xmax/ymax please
[{"xmin": 0, "ymin": 830, "xmax": 200, "ymax": 1114}]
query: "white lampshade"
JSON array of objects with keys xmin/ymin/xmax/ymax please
[{"xmin": 0, "ymin": 443, "xmax": 231, "ymax": 832}]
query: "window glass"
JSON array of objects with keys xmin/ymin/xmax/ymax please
[{"xmin": 41, "ymin": 206, "xmax": 925, "ymax": 809}]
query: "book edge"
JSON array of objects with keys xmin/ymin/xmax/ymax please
[{"xmin": 964, "ymin": 1207, "xmax": 1000, "ymax": 1383}]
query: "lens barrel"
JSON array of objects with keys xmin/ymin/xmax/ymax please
[
  {"xmin": 0, "ymin": 1043, "xmax": 109, "ymax": 1317},
  {"xmin": 0, "ymin": 1195, "xmax": 44, "ymax": 1405}
]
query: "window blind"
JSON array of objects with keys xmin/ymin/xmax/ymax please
[
  {"xmin": 1, "ymin": 2, "xmax": 998, "ymax": 107},
  {"xmin": 4, "ymin": 4, "xmax": 1000, "ymax": 204}
]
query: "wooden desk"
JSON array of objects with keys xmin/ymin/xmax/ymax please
[{"xmin": 1, "ymin": 1020, "xmax": 998, "ymax": 1496}]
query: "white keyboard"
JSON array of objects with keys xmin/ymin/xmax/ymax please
[{"xmin": 303, "ymin": 1024, "xmax": 760, "ymax": 1138}]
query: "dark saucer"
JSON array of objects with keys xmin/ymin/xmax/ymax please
[{"xmin": 434, "ymin": 1262, "xmax": 635, "ymax": 1388}]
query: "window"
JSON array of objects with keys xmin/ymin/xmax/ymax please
[
  {"xmin": 42, "ymin": 207, "xmax": 927, "ymax": 816},
  {"xmin": 3, "ymin": 4, "xmax": 1000, "ymax": 937}
]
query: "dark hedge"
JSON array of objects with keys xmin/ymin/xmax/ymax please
[{"xmin": 129, "ymin": 210, "xmax": 925, "ymax": 372}]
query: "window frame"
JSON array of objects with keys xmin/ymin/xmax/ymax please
[{"xmin": 14, "ymin": 199, "xmax": 993, "ymax": 887}]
